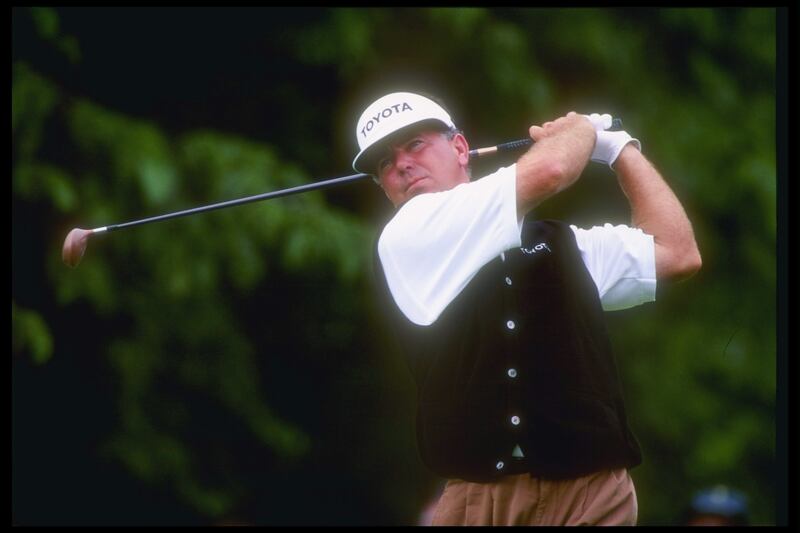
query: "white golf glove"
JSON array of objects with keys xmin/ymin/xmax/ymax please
[{"xmin": 584, "ymin": 113, "xmax": 641, "ymax": 169}]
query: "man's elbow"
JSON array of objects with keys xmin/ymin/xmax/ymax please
[
  {"xmin": 682, "ymin": 247, "xmax": 703, "ymax": 278},
  {"xmin": 667, "ymin": 246, "xmax": 702, "ymax": 281},
  {"xmin": 656, "ymin": 238, "xmax": 702, "ymax": 281}
]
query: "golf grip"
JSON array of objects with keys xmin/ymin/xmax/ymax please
[{"xmin": 469, "ymin": 117, "xmax": 623, "ymax": 160}]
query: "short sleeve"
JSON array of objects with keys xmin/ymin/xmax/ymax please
[{"xmin": 570, "ymin": 223, "xmax": 657, "ymax": 311}]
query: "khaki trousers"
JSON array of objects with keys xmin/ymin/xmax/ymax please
[{"xmin": 430, "ymin": 468, "xmax": 637, "ymax": 526}]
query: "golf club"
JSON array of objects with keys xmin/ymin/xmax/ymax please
[{"xmin": 63, "ymin": 118, "xmax": 622, "ymax": 268}]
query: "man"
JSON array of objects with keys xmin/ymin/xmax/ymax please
[{"xmin": 353, "ymin": 91, "xmax": 701, "ymax": 525}]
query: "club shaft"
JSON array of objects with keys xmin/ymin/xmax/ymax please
[
  {"xmin": 97, "ymin": 118, "xmax": 623, "ymax": 233},
  {"xmin": 104, "ymin": 172, "xmax": 372, "ymax": 232}
]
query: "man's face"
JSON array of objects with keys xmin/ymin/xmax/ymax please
[{"xmin": 373, "ymin": 128, "xmax": 470, "ymax": 208}]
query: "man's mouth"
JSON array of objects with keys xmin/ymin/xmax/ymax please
[{"xmin": 406, "ymin": 176, "xmax": 428, "ymax": 191}]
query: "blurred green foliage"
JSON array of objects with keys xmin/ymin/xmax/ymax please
[
  {"xmin": 12, "ymin": 301, "xmax": 54, "ymax": 365},
  {"xmin": 12, "ymin": 7, "xmax": 778, "ymax": 526}
]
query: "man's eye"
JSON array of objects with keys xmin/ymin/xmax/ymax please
[
  {"xmin": 378, "ymin": 158, "xmax": 391, "ymax": 171},
  {"xmin": 408, "ymin": 139, "xmax": 423, "ymax": 149}
]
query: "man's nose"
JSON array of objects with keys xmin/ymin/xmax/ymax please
[{"xmin": 394, "ymin": 150, "xmax": 416, "ymax": 172}]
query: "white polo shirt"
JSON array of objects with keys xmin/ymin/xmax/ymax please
[{"xmin": 378, "ymin": 164, "xmax": 657, "ymax": 326}]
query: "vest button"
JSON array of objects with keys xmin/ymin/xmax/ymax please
[
  {"xmin": 511, "ymin": 415, "xmax": 521, "ymax": 426},
  {"xmin": 496, "ymin": 461, "xmax": 505, "ymax": 470},
  {"xmin": 507, "ymin": 368, "xmax": 518, "ymax": 378},
  {"xmin": 505, "ymin": 277, "xmax": 513, "ymax": 286},
  {"xmin": 506, "ymin": 320, "xmax": 515, "ymax": 330}
]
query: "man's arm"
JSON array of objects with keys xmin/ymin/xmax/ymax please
[
  {"xmin": 516, "ymin": 112, "xmax": 596, "ymax": 217},
  {"xmin": 612, "ymin": 144, "xmax": 702, "ymax": 281}
]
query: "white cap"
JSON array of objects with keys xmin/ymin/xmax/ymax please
[{"xmin": 352, "ymin": 92, "xmax": 455, "ymax": 174}]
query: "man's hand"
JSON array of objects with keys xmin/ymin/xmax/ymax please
[
  {"xmin": 583, "ymin": 112, "xmax": 641, "ymax": 169},
  {"xmin": 528, "ymin": 111, "xmax": 594, "ymax": 144},
  {"xmin": 586, "ymin": 112, "xmax": 614, "ymax": 131}
]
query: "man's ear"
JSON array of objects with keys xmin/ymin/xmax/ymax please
[{"xmin": 452, "ymin": 133, "xmax": 470, "ymax": 168}]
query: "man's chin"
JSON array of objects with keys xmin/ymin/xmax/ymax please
[{"xmin": 406, "ymin": 178, "xmax": 431, "ymax": 197}]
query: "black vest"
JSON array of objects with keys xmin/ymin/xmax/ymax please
[{"xmin": 374, "ymin": 219, "xmax": 642, "ymax": 482}]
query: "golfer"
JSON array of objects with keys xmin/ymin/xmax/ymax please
[{"xmin": 354, "ymin": 92, "xmax": 701, "ymax": 526}]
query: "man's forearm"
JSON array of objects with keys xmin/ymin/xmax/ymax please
[
  {"xmin": 516, "ymin": 114, "xmax": 595, "ymax": 217},
  {"xmin": 613, "ymin": 144, "xmax": 702, "ymax": 280}
]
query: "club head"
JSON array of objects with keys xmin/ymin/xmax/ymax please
[{"xmin": 62, "ymin": 228, "xmax": 92, "ymax": 268}]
